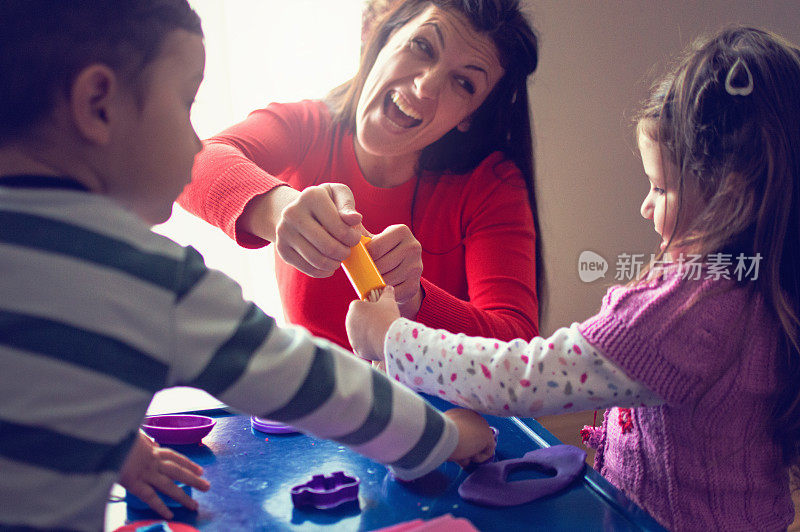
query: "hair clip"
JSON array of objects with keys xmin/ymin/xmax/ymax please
[{"xmin": 725, "ymin": 57, "xmax": 753, "ymax": 96}]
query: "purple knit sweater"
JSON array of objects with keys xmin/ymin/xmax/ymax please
[{"xmin": 579, "ymin": 268, "xmax": 793, "ymax": 530}]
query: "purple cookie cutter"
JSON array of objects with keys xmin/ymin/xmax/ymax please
[
  {"xmin": 290, "ymin": 471, "xmax": 360, "ymax": 509},
  {"xmin": 250, "ymin": 416, "xmax": 298, "ymax": 434}
]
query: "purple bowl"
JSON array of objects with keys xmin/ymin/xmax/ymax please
[{"xmin": 141, "ymin": 414, "xmax": 216, "ymax": 445}]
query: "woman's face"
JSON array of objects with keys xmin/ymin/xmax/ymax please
[{"xmin": 355, "ymin": 5, "xmax": 504, "ymax": 159}]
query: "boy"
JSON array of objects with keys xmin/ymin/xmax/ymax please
[{"xmin": 0, "ymin": 1, "xmax": 495, "ymax": 530}]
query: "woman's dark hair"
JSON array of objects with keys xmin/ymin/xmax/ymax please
[
  {"xmin": 328, "ymin": 0, "xmax": 543, "ymax": 317},
  {"xmin": 0, "ymin": 0, "xmax": 203, "ymax": 145},
  {"xmin": 636, "ymin": 26, "xmax": 800, "ymax": 483}
]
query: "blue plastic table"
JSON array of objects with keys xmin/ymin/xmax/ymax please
[{"xmin": 107, "ymin": 397, "xmax": 666, "ymax": 531}]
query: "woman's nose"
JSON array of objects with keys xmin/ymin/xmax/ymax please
[{"xmin": 414, "ymin": 67, "xmax": 444, "ymax": 99}]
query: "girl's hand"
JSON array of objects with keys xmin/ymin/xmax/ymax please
[
  {"xmin": 346, "ymin": 285, "xmax": 401, "ymax": 361},
  {"xmin": 444, "ymin": 409, "xmax": 496, "ymax": 468},
  {"xmin": 274, "ymin": 183, "xmax": 363, "ymax": 278},
  {"xmin": 367, "ymin": 225, "xmax": 423, "ymax": 317},
  {"xmin": 117, "ymin": 432, "xmax": 210, "ymax": 519}
]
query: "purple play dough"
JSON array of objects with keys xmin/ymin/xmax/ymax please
[{"xmin": 458, "ymin": 445, "xmax": 586, "ymax": 506}]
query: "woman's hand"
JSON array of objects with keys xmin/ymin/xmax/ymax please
[
  {"xmin": 367, "ymin": 224, "xmax": 423, "ymax": 317},
  {"xmin": 241, "ymin": 183, "xmax": 363, "ymax": 278},
  {"xmin": 346, "ymin": 285, "xmax": 401, "ymax": 361},
  {"xmin": 444, "ymin": 409, "xmax": 496, "ymax": 468},
  {"xmin": 117, "ymin": 432, "xmax": 210, "ymax": 519},
  {"xmin": 275, "ymin": 183, "xmax": 364, "ymax": 277}
]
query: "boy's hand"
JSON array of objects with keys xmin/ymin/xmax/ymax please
[
  {"xmin": 444, "ymin": 409, "xmax": 496, "ymax": 468},
  {"xmin": 346, "ymin": 285, "xmax": 401, "ymax": 361},
  {"xmin": 118, "ymin": 432, "xmax": 210, "ymax": 519}
]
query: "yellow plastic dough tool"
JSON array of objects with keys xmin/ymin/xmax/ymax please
[{"xmin": 341, "ymin": 236, "xmax": 386, "ymax": 302}]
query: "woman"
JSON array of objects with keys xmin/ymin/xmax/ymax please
[{"xmin": 179, "ymin": 0, "xmax": 542, "ymax": 350}]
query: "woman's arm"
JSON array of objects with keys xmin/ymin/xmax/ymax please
[
  {"xmin": 178, "ymin": 102, "xmax": 362, "ymax": 277},
  {"xmin": 178, "ymin": 105, "xmax": 308, "ymax": 246}
]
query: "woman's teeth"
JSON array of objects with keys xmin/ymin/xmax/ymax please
[{"xmin": 391, "ymin": 92, "xmax": 422, "ymax": 121}]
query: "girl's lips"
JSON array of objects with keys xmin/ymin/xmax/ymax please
[{"xmin": 383, "ymin": 90, "xmax": 423, "ymax": 128}]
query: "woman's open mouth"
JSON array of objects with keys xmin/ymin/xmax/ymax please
[{"xmin": 383, "ymin": 91, "xmax": 423, "ymax": 128}]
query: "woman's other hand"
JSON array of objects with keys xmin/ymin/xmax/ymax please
[
  {"xmin": 346, "ymin": 285, "xmax": 401, "ymax": 361},
  {"xmin": 368, "ymin": 224, "xmax": 423, "ymax": 317}
]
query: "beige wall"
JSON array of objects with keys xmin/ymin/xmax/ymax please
[{"xmin": 527, "ymin": 1, "xmax": 800, "ymax": 334}]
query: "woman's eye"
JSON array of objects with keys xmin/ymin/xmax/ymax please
[
  {"xmin": 411, "ymin": 37, "xmax": 433, "ymax": 58},
  {"xmin": 456, "ymin": 77, "xmax": 476, "ymax": 95}
]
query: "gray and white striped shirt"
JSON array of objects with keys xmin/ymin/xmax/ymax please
[{"xmin": 0, "ymin": 181, "xmax": 457, "ymax": 532}]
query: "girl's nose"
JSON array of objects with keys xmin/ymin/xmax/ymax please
[
  {"xmin": 640, "ymin": 193, "xmax": 654, "ymax": 220},
  {"xmin": 414, "ymin": 67, "xmax": 444, "ymax": 99}
]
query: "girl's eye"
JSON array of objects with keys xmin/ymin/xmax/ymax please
[
  {"xmin": 455, "ymin": 77, "xmax": 476, "ymax": 95},
  {"xmin": 411, "ymin": 37, "xmax": 433, "ymax": 58},
  {"xmin": 653, "ymin": 187, "xmax": 665, "ymax": 195}
]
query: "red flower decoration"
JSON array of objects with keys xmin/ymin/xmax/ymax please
[{"xmin": 618, "ymin": 408, "xmax": 633, "ymax": 433}]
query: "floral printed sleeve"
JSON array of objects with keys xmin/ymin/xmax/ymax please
[{"xmin": 384, "ymin": 318, "xmax": 661, "ymax": 417}]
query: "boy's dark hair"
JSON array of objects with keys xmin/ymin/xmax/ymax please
[{"xmin": 0, "ymin": 0, "xmax": 203, "ymax": 145}]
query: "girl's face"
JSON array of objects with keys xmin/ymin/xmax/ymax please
[
  {"xmin": 355, "ymin": 5, "xmax": 504, "ymax": 160},
  {"xmin": 638, "ymin": 131, "xmax": 688, "ymax": 252}
]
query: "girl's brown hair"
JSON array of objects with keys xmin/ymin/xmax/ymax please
[{"xmin": 637, "ymin": 26, "xmax": 800, "ymax": 480}]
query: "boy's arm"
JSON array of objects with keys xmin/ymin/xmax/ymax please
[{"xmin": 170, "ymin": 252, "xmax": 491, "ymax": 479}]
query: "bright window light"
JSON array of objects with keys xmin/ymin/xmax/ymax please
[{"xmin": 154, "ymin": 0, "xmax": 363, "ymax": 321}]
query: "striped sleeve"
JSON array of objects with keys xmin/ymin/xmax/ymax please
[
  {"xmin": 0, "ymin": 191, "xmax": 456, "ymax": 532},
  {"xmin": 170, "ymin": 251, "xmax": 458, "ymax": 480},
  {"xmin": 0, "ymin": 200, "xmax": 189, "ymax": 530}
]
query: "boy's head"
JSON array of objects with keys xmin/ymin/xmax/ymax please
[{"xmin": 0, "ymin": 0, "xmax": 205, "ymax": 224}]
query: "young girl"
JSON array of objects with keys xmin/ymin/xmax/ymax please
[{"xmin": 346, "ymin": 26, "xmax": 800, "ymax": 530}]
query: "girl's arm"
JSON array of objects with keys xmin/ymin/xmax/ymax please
[
  {"xmin": 346, "ymin": 288, "xmax": 659, "ymax": 417},
  {"xmin": 384, "ymin": 318, "xmax": 661, "ymax": 417}
]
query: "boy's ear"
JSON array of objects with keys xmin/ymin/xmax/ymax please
[
  {"xmin": 457, "ymin": 117, "xmax": 472, "ymax": 133},
  {"xmin": 69, "ymin": 64, "xmax": 120, "ymax": 145}
]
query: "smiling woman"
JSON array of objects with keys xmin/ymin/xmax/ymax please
[{"xmin": 177, "ymin": 0, "xmax": 542, "ymax": 353}]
